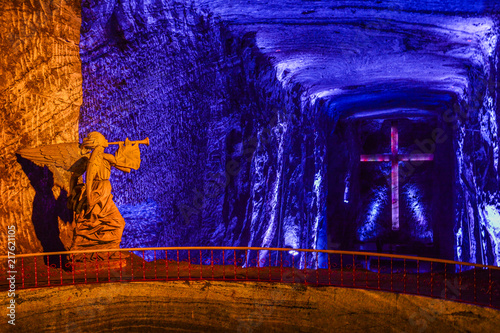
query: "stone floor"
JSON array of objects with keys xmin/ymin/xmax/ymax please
[{"xmin": 2, "ymin": 280, "xmax": 499, "ymax": 332}]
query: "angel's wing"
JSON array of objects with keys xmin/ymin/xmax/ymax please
[{"xmin": 17, "ymin": 143, "xmax": 89, "ymax": 192}]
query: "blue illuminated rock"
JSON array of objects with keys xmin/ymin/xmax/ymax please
[{"xmin": 75, "ymin": 0, "xmax": 500, "ymax": 266}]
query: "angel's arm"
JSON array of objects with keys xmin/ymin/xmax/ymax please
[{"xmin": 103, "ymin": 153, "xmax": 131, "ymax": 173}]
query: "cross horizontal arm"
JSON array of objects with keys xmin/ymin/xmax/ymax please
[
  {"xmin": 398, "ymin": 154, "xmax": 434, "ymax": 161},
  {"xmin": 360, "ymin": 154, "xmax": 391, "ymax": 162}
]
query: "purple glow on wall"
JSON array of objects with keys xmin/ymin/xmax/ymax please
[{"xmin": 76, "ymin": 0, "xmax": 500, "ymax": 267}]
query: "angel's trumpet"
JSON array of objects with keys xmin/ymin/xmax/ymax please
[{"xmin": 108, "ymin": 137, "xmax": 150, "ymax": 146}]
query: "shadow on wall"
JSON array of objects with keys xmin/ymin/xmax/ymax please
[{"xmin": 16, "ymin": 155, "xmax": 73, "ymax": 267}]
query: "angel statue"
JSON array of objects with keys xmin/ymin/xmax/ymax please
[{"xmin": 18, "ymin": 131, "xmax": 149, "ymax": 263}]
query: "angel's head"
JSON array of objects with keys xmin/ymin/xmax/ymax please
[{"xmin": 81, "ymin": 131, "xmax": 108, "ymax": 149}]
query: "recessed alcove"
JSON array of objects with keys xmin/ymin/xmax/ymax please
[{"xmin": 327, "ymin": 110, "xmax": 456, "ymax": 261}]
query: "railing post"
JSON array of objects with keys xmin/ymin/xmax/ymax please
[
  {"xmin": 340, "ymin": 254, "xmax": 343, "ymax": 287},
  {"xmin": 60, "ymin": 255, "xmax": 63, "ymax": 286},
  {"xmin": 143, "ymin": 250, "xmax": 146, "ymax": 281},
  {"xmin": 430, "ymin": 262, "xmax": 434, "ymax": 296},
  {"xmin": 328, "ymin": 254, "xmax": 331, "ymax": 286},
  {"xmin": 257, "ymin": 251, "xmax": 260, "ymax": 282},
  {"xmin": 245, "ymin": 250, "xmax": 248, "ymax": 281},
  {"xmin": 165, "ymin": 250, "xmax": 168, "ymax": 281},
  {"xmin": 303, "ymin": 252, "xmax": 308, "ymax": 286},
  {"xmin": 200, "ymin": 250, "xmax": 203, "ymax": 280},
  {"xmin": 211, "ymin": 250, "xmax": 214, "ymax": 281},
  {"xmin": 474, "ymin": 267, "xmax": 477, "ymax": 303},
  {"xmin": 34, "ymin": 256, "xmax": 38, "ymax": 287},
  {"xmin": 234, "ymin": 250, "xmax": 237, "ymax": 281},
  {"xmin": 352, "ymin": 254, "xmax": 355, "ymax": 287},
  {"xmin": 444, "ymin": 263, "xmax": 447, "ymax": 299},
  {"xmin": 21, "ymin": 258, "xmax": 25, "ymax": 289},
  {"xmin": 489, "ymin": 268, "xmax": 492, "ymax": 307},
  {"xmin": 107, "ymin": 252, "xmax": 111, "ymax": 282},
  {"xmin": 269, "ymin": 251, "xmax": 272, "ymax": 282},
  {"xmin": 377, "ymin": 256, "xmax": 380, "ymax": 290},
  {"xmin": 417, "ymin": 259, "xmax": 420, "ymax": 295},
  {"xmin": 47, "ymin": 255, "xmax": 50, "ymax": 287},
  {"xmin": 131, "ymin": 252, "xmax": 134, "ymax": 281},
  {"xmin": 316, "ymin": 252, "xmax": 319, "ymax": 286},
  {"xmin": 459, "ymin": 264, "xmax": 462, "ymax": 301},
  {"xmin": 403, "ymin": 258, "xmax": 406, "ymax": 294},
  {"xmin": 390, "ymin": 257, "xmax": 393, "ymax": 292},
  {"xmin": 222, "ymin": 250, "xmax": 225, "ymax": 280},
  {"xmin": 84, "ymin": 253, "xmax": 87, "ymax": 285},
  {"xmin": 95, "ymin": 254, "xmax": 99, "ymax": 283},
  {"xmin": 154, "ymin": 250, "xmax": 157, "ymax": 280},
  {"xmin": 176, "ymin": 250, "xmax": 180, "ymax": 281},
  {"xmin": 280, "ymin": 251, "xmax": 283, "ymax": 283},
  {"xmin": 188, "ymin": 250, "xmax": 192, "ymax": 281},
  {"xmin": 365, "ymin": 255, "xmax": 368, "ymax": 289},
  {"xmin": 119, "ymin": 251, "xmax": 123, "ymax": 282},
  {"xmin": 71, "ymin": 254, "xmax": 75, "ymax": 285}
]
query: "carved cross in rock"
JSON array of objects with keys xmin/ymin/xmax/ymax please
[{"xmin": 360, "ymin": 121, "xmax": 433, "ymax": 230}]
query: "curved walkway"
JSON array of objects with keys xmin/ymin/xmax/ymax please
[{"xmin": 4, "ymin": 281, "xmax": 499, "ymax": 332}]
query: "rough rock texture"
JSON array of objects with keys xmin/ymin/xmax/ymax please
[
  {"xmin": 2, "ymin": 0, "xmax": 500, "ymax": 269},
  {"xmin": 192, "ymin": 1, "xmax": 500, "ymax": 265},
  {"xmin": 78, "ymin": 0, "xmax": 500, "ymax": 266},
  {"xmin": 4, "ymin": 281, "xmax": 500, "ymax": 332},
  {"xmin": 0, "ymin": 0, "xmax": 82, "ymax": 254},
  {"xmin": 78, "ymin": 0, "xmax": 326, "ymax": 266}
]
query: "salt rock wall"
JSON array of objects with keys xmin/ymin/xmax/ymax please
[
  {"xmin": 455, "ymin": 39, "xmax": 500, "ymax": 266},
  {"xmin": 79, "ymin": 0, "xmax": 327, "ymax": 265},
  {"xmin": 0, "ymin": 0, "xmax": 82, "ymax": 254}
]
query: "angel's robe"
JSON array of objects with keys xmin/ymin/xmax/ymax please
[{"xmin": 70, "ymin": 143, "xmax": 140, "ymax": 261}]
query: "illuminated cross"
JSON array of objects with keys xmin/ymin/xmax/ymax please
[{"xmin": 360, "ymin": 121, "xmax": 434, "ymax": 230}]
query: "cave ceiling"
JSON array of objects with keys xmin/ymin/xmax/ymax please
[{"xmin": 194, "ymin": 0, "xmax": 499, "ymax": 118}]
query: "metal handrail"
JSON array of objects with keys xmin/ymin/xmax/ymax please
[
  {"xmin": 1, "ymin": 246, "xmax": 498, "ymax": 309},
  {"xmin": 1, "ymin": 247, "xmax": 499, "ymax": 270}
]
